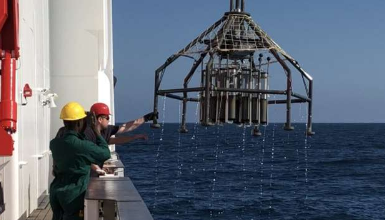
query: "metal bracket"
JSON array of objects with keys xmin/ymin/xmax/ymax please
[{"xmin": 18, "ymin": 161, "xmax": 28, "ymax": 168}]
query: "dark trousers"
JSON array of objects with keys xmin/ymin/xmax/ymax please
[{"xmin": 50, "ymin": 192, "xmax": 85, "ymax": 220}]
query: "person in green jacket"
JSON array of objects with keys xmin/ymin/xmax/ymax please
[{"xmin": 50, "ymin": 102, "xmax": 111, "ymax": 220}]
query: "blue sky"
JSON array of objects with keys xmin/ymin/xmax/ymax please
[{"xmin": 112, "ymin": 0, "xmax": 385, "ymax": 123}]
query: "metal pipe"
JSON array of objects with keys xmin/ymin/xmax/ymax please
[
  {"xmin": 154, "ymin": 16, "xmax": 226, "ymax": 78},
  {"xmin": 159, "ymin": 87, "xmax": 287, "ymax": 96},
  {"xmin": 184, "ymin": 54, "xmax": 207, "ymax": 87},
  {"xmin": 256, "ymin": 54, "xmax": 262, "ymax": 124},
  {"xmin": 0, "ymin": 0, "xmax": 20, "ymax": 156},
  {"xmin": 181, "ymin": 99, "xmax": 188, "ymax": 131},
  {"xmin": 151, "ymin": 70, "xmax": 161, "ymax": 128},
  {"xmin": 225, "ymin": 54, "xmax": 230, "ymax": 122},
  {"xmin": 248, "ymin": 19, "xmax": 311, "ymax": 132},
  {"xmin": 200, "ymin": 61, "xmax": 204, "ymax": 86},
  {"xmin": 257, "ymin": 55, "xmax": 263, "ymax": 90},
  {"xmin": 216, "ymin": 58, "xmax": 222, "ymax": 123},
  {"xmin": 283, "ymin": 56, "xmax": 312, "ymax": 97},
  {"xmin": 285, "ymin": 73, "xmax": 293, "ymax": 129},
  {"xmin": 268, "ymin": 99, "xmax": 307, "ymax": 104},
  {"xmin": 181, "ymin": 53, "xmax": 207, "ymax": 133},
  {"xmin": 270, "ymin": 49, "xmax": 294, "ymax": 131},
  {"xmin": 215, "ymin": 88, "xmax": 286, "ymax": 95},
  {"xmin": 159, "ymin": 94, "xmax": 199, "ymax": 102},
  {"xmin": 158, "ymin": 87, "xmax": 204, "ymax": 94},
  {"xmin": 244, "ymin": 22, "xmax": 294, "ymax": 130},
  {"xmin": 292, "ymin": 92, "xmax": 311, "ymax": 102},
  {"xmin": 162, "ymin": 94, "xmax": 183, "ymax": 101},
  {"xmin": 307, "ymin": 80, "xmax": 315, "ymax": 135},
  {"xmin": 204, "ymin": 55, "xmax": 214, "ymax": 125},
  {"xmin": 200, "ymin": 60, "xmax": 205, "ymax": 122},
  {"xmin": 246, "ymin": 17, "xmax": 312, "ymax": 132},
  {"xmin": 0, "ymin": 51, "xmax": 17, "ymax": 133},
  {"xmin": 230, "ymin": 0, "xmax": 234, "ymax": 11},
  {"xmin": 235, "ymin": 71, "xmax": 242, "ymax": 124},
  {"xmin": 180, "ymin": 102, "xmax": 188, "ymax": 133},
  {"xmin": 260, "ymin": 71, "xmax": 269, "ymax": 125},
  {"xmin": 241, "ymin": 0, "xmax": 245, "ymax": 11},
  {"xmin": 260, "ymin": 99, "xmax": 268, "ymax": 125},
  {"xmin": 236, "ymin": 0, "xmax": 241, "ymax": 11},
  {"xmin": 282, "ymin": 55, "xmax": 315, "ymax": 135},
  {"xmin": 248, "ymin": 56, "xmax": 253, "ymax": 124},
  {"xmin": 283, "ymin": 55, "xmax": 313, "ymax": 81}
]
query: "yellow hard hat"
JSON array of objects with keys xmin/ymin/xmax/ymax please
[{"xmin": 60, "ymin": 102, "xmax": 87, "ymax": 121}]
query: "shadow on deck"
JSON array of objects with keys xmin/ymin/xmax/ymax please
[{"xmin": 26, "ymin": 195, "xmax": 52, "ymax": 220}]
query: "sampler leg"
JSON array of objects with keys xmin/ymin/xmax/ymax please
[{"xmin": 180, "ymin": 99, "xmax": 188, "ymax": 133}]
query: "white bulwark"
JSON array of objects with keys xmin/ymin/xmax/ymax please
[{"xmin": 0, "ymin": 0, "xmax": 115, "ymax": 219}]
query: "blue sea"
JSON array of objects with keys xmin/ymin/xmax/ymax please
[{"xmin": 116, "ymin": 123, "xmax": 385, "ymax": 220}]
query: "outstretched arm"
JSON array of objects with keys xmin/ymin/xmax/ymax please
[
  {"xmin": 108, "ymin": 134, "xmax": 148, "ymax": 145},
  {"xmin": 116, "ymin": 117, "xmax": 145, "ymax": 134},
  {"xmin": 116, "ymin": 112, "xmax": 158, "ymax": 134}
]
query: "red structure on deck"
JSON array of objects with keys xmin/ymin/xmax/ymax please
[{"xmin": 0, "ymin": 0, "xmax": 19, "ymax": 156}]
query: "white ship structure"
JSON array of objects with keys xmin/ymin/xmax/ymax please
[{"xmin": 0, "ymin": 1, "xmax": 142, "ymax": 219}]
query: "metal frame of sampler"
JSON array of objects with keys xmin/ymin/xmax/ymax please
[{"xmin": 151, "ymin": 0, "xmax": 315, "ymax": 136}]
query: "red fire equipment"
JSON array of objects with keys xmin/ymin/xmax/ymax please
[
  {"xmin": 0, "ymin": 0, "xmax": 19, "ymax": 156},
  {"xmin": 23, "ymin": 84, "xmax": 32, "ymax": 98}
]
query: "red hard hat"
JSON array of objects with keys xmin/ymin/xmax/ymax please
[{"xmin": 90, "ymin": 103, "xmax": 111, "ymax": 116}]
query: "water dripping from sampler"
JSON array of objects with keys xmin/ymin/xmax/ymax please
[
  {"xmin": 304, "ymin": 104, "xmax": 310, "ymax": 212},
  {"xmin": 268, "ymin": 122, "xmax": 276, "ymax": 218},
  {"xmin": 209, "ymin": 125, "xmax": 221, "ymax": 219},
  {"xmin": 191, "ymin": 97, "xmax": 201, "ymax": 197},
  {"xmin": 259, "ymin": 126, "xmax": 267, "ymax": 216},
  {"xmin": 154, "ymin": 96, "xmax": 167, "ymax": 209},
  {"xmin": 174, "ymin": 101, "xmax": 182, "ymax": 215}
]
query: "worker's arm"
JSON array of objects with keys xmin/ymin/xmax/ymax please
[
  {"xmin": 116, "ymin": 117, "xmax": 145, "ymax": 134},
  {"xmin": 108, "ymin": 134, "xmax": 148, "ymax": 145},
  {"xmin": 79, "ymin": 114, "xmax": 111, "ymax": 165},
  {"xmin": 80, "ymin": 134, "xmax": 111, "ymax": 165},
  {"xmin": 116, "ymin": 112, "xmax": 158, "ymax": 134}
]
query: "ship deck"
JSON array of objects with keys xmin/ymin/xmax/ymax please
[
  {"xmin": 26, "ymin": 155, "xmax": 153, "ymax": 220},
  {"xmin": 27, "ymin": 196, "xmax": 52, "ymax": 220}
]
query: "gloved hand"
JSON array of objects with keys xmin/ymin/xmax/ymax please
[{"xmin": 143, "ymin": 112, "xmax": 158, "ymax": 122}]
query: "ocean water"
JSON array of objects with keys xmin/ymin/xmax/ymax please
[{"xmin": 116, "ymin": 123, "xmax": 385, "ymax": 220}]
